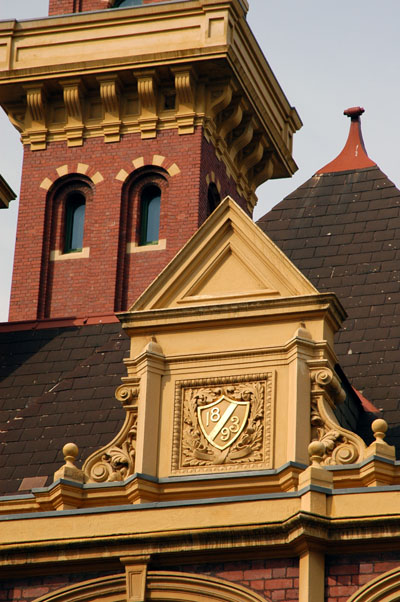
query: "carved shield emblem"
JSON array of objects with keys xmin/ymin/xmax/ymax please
[{"xmin": 197, "ymin": 395, "xmax": 250, "ymax": 451}]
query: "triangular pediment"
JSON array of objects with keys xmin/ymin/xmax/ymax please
[
  {"xmin": 131, "ymin": 197, "xmax": 317, "ymax": 311},
  {"xmin": 180, "ymin": 244, "xmax": 279, "ymax": 304}
]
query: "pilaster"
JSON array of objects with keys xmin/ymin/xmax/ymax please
[{"xmin": 134, "ymin": 338, "xmax": 165, "ymax": 476}]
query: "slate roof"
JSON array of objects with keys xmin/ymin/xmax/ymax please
[
  {"xmin": 0, "ymin": 319, "xmax": 129, "ymax": 495},
  {"xmin": 258, "ymin": 113, "xmax": 400, "ymax": 452}
]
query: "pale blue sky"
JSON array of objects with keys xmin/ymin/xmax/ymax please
[{"xmin": 1, "ymin": 0, "xmax": 400, "ymax": 320}]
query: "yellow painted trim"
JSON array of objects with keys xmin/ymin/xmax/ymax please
[
  {"xmin": 152, "ymin": 154, "xmax": 165, "ymax": 167},
  {"xmin": 127, "ymin": 240, "xmax": 166, "ymax": 254},
  {"xmin": 299, "ymin": 549, "xmax": 325, "ymax": 602},
  {"xmin": 50, "ymin": 247, "xmax": 90, "ymax": 261},
  {"xmin": 92, "ymin": 171, "xmax": 104, "ymax": 185},
  {"xmin": 123, "ymin": 556, "xmax": 150, "ymax": 602},
  {"xmin": 206, "ymin": 170, "xmax": 222, "ymax": 193},
  {"xmin": 129, "ymin": 197, "xmax": 319, "ymax": 312},
  {"xmin": 132, "ymin": 157, "xmax": 145, "ymax": 170},
  {"xmin": 40, "ymin": 177, "xmax": 53, "ymax": 191},
  {"xmin": 348, "ymin": 566, "xmax": 400, "ymax": 602},
  {"xmin": 116, "ymin": 168, "xmax": 129, "ymax": 182},
  {"xmin": 167, "ymin": 163, "xmax": 181, "ymax": 177},
  {"xmin": 76, "ymin": 163, "xmax": 89, "ymax": 175},
  {"xmin": 56, "ymin": 164, "xmax": 69, "ymax": 177},
  {"xmin": 0, "ymin": 498, "xmax": 299, "ymax": 546},
  {"xmin": 33, "ymin": 571, "xmax": 271, "ymax": 602},
  {"xmin": 40, "ymin": 165, "xmax": 102, "ymax": 190}
]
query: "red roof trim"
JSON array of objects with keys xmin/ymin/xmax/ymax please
[
  {"xmin": 316, "ymin": 107, "xmax": 376, "ymax": 174},
  {"xmin": 352, "ymin": 386, "xmax": 380, "ymax": 414}
]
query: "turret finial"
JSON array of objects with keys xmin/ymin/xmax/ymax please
[{"xmin": 316, "ymin": 107, "xmax": 376, "ymax": 174}]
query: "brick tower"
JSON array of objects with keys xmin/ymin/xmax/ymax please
[{"xmin": 0, "ymin": 0, "xmax": 301, "ymax": 321}]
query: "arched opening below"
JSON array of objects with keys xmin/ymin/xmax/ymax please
[{"xmin": 32, "ymin": 570, "xmax": 271, "ymax": 602}]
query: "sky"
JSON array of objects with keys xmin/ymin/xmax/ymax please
[{"xmin": 1, "ymin": 0, "xmax": 400, "ymax": 321}]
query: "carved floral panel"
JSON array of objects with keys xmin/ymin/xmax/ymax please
[{"xmin": 171, "ymin": 373, "xmax": 273, "ymax": 474}]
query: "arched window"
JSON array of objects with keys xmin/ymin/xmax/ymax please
[
  {"xmin": 64, "ymin": 192, "xmax": 86, "ymax": 253},
  {"xmin": 140, "ymin": 184, "xmax": 161, "ymax": 245},
  {"xmin": 207, "ymin": 182, "xmax": 221, "ymax": 216},
  {"xmin": 32, "ymin": 570, "xmax": 270, "ymax": 602}
]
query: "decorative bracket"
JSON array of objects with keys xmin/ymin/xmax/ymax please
[
  {"xmin": 82, "ymin": 380, "xmax": 140, "ymax": 483},
  {"xmin": 204, "ymin": 80, "xmax": 233, "ymax": 144},
  {"xmin": 240, "ymin": 133, "xmax": 265, "ymax": 178},
  {"xmin": 4, "ymin": 102, "xmax": 25, "ymax": 135},
  {"xmin": 136, "ymin": 70, "xmax": 158, "ymax": 139},
  {"xmin": 218, "ymin": 97, "xmax": 245, "ymax": 146},
  {"xmin": 98, "ymin": 74, "xmax": 122, "ymax": 143},
  {"xmin": 60, "ymin": 78, "xmax": 85, "ymax": 147},
  {"xmin": 229, "ymin": 114, "xmax": 254, "ymax": 163},
  {"xmin": 24, "ymin": 84, "xmax": 47, "ymax": 150},
  {"xmin": 251, "ymin": 150, "xmax": 274, "ymax": 189},
  {"xmin": 171, "ymin": 66, "xmax": 197, "ymax": 135},
  {"xmin": 310, "ymin": 367, "xmax": 366, "ymax": 465}
]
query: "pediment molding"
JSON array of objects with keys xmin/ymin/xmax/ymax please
[{"xmin": 127, "ymin": 197, "xmax": 318, "ymax": 314}]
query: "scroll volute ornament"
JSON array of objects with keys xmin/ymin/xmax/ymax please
[
  {"xmin": 82, "ymin": 380, "xmax": 139, "ymax": 483},
  {"xmin": 310, "ymin": 368, "xmax": 366, "ymax": 466}
]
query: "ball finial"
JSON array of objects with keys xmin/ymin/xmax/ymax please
[
  {"xmin": 308, "ymin": 440, "xmax": 325, "ymax": 466},
  {"xmin": 371, "ymin": 419, "xmax": 388, "ymax": 441},
  {"xmin": 62, "ymin": 442, "xmax": 79, "ymax": 465}
]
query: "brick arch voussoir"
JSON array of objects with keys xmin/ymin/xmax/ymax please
[
  {"xmin": 114, "ymin": 154, "xmax": 181, "ymax": 183},
  {"xmin": 39, "ymin": 163, "xmax": 104, "ymax": 192}
]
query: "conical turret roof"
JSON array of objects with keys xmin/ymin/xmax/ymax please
[{"xmin": 258, "ymin": 108, "xmax": 400, "ymax": 450}]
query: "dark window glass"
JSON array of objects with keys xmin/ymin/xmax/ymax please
[
  {"xmin": 65, "ymin": 193, "xmax": 85, "ymax": 252},
  {"xmin": 112, "ymin": 0, "xmax": 142, "ymax": 7},
  {"xmin": 207, "ymin": 182, "xmax": 221, "ymax": 215},
  {"xmin": 140, "ymin": 185, "xmax": 161, "ymax": 245}
]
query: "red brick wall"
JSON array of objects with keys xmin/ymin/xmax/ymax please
[
  {"xmin": 9, "ymin": 128, "xmax": 246, "ymax": 321},
  {"xmin": 326, "ymin": 552, "xmax": 400, "ymax": 602},
  {"xmin": 49, "ymin": 0, "xmax": 112, "ymax": 15},
  {"xmin": 165, "ymin": 558, "xmax": 299, "ymax": 602}
]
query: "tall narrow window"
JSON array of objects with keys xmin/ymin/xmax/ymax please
[
  {"xmin": 64, "ymin": 193, "xmax": 86, "ymax": 252},
  {"xmin": 207, "ymin": 182, "xmax": 221, "ymax": 216},
  {"xmin": 140, "ymin": 185, "xmax": 161, "ymax": 245}
]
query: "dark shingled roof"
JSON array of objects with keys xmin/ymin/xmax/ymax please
[
  {"xmin": 258, "ymin": 165, "xmax": 400, "ymax": 451},
  {"xmin": 0, "ymin": 320, "xmax": 129, "ymax": 495}
]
